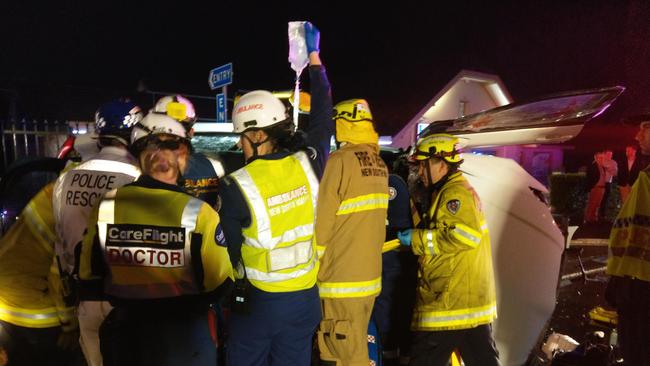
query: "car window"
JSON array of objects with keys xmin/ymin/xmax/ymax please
[
  {"xmin": 0, "ymin": 158, "xmax": 67, "ymax": 234},
  {"xmin": 192, "ymin": 133, "xmax": 240, "ymax": 154}
]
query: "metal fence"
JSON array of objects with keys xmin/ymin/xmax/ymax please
[{"xmin": 0, "ymin": 119, "xmax": 95, "ymax": 174}]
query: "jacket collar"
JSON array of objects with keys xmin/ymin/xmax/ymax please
[{"xmin": 132, "ymin": 174, "xmax": 186, "ymax": 193}]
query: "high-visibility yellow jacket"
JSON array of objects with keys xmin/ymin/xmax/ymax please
[
  {"xmin": 0, "ymin": 182, "xmax": 75, "ymax": 328},
  {"xmin": 410, "ymin": 172, "xmax": 496, "ymax": 331},
  {"xmin": 78, "ymin": 176, "xmax": 234, "ymax": 301},
  {"xmin": 316, "ymin": 143, "xmax": 389, "ymax": 298},
  {"xmin": 229, "ymin": 151, "xmax": 320, "ymax": 293},
  {"xmin": 608, "ymin": 169, "xmax": 650, "ymax": 281}
]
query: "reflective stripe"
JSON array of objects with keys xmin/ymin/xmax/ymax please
[
  {"xmin": 230, "ymin": 152, "xmax": 319, "ymax": 289},
  {"xmin": 336, "ymin": 193, "xmax": 389, "ymax": 216},
  {"xmin": 246, "ymin": 255, "xmax": 317, "ymax": 282},
  {"xmin": 244, "ymin": 223, "xmax": 314, "ymax": 249},
  {"xmin": 231, "ymin": 155, "xmax": 315, "ymax": 245},
  {"xmin": 414, "ymin": 302, "xmax": 497, "ymax": 329},
  {"xmin": 294, "ymin": 152, "xmax": 320, "ymax": 212},
  {"xmin": 268, "ymin": 240, "xmax": 312, "ymax": 272},
  {"xmin": 75, "ymin": 159, "xmax": 141, "ymax": 179},
  {"xmin": 96, "ymin": 191, "xmax": 117, "ymax": 250},
  {"xmin": 179, "ymin": 198, "xmax": 203, "ymax": 291},
  {"xmin": 232, "ymin": 152, "xmax": 319, "ymax": 246},
  {"xmin": 207, "ymin": 157, "xmax": 226, "ymax": 178},
  {"xmin": 0, "ymin": 304, "xmax": 61, "ymax": 328},
  {"xmin": 316, "ymin": 245, "xmax": 326, "ymax": 258},
  {"xmin": 97, "ymin": 190, "xmax": 202, "ymax": 298},
  {"xmin": 451, "ymin": 223, "xmax": 481, "ymax": 248},
  {"xmin": 22, "ymin": 204, "xmax": 56, "ymax": 252},
  {"xmin": 318, "ymin": 277, "xmax": 382, "ymax": 298},
  {"xmin": 426, "ymin": 230, "xmax": 437, "ymax": 256},
  {"xmin": 231, "ymin": 168, "xmax": 272, "ymax": 243}
]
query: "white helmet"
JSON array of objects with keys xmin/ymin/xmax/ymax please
[
  {"xmin": 153, "ymin": 94, "xmax": 197, "ymax": 125},
  {"xmin": 232, "ymin": 90, "xmax": 288, "ymax": 133},
  {"xmin": 131, "ymin": 112, "xmax": 188, "ymax": 145}
]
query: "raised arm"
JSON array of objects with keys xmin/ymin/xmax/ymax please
[{"xmin": 303, "ymin": 22, "xmax": 334, "ymax": 178}]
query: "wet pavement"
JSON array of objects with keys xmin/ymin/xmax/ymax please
[{"xmin": 528, "ymin": 222, "xmax": 620, "ymax": 365}]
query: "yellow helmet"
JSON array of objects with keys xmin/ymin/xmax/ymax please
[
  {"xmin": 334, "ymin": 99, "xmax": 378, "ymax": 144},
  {"xmin": 288, "ymin": 90, "xmax": 311, "ymax": 114},
  {"xmin": 412, "ymin": 134, "xmax": 462, "ymax": 163},
  {"xmin": 153, "ymin": 95, "xmax": 197, "ymax": 125}
]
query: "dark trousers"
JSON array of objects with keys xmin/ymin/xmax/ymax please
[
  {"xmin": 373, "ymin": 251, "xmax": 417, "ymax": 356},
  {"xmin": 612, "ymin": 277, "xmax": 650, "ymax": 366},
  {"xmin": 598, "ymin": 182, "xmax": 612, "ymax": 221},
  {"xmin": 409, "ymin": 324, "xmax": 500, "ymax": 366},
  {"xmin": 0, "ymin": 320, "xmax": 79, "ymax": 366},
  {"xmin": 100, "ymin": 304, "xmax": 216, "ymax": 366},
  {"xmin": 227, "ymin": 285, "xmax": 321, "ymax": 366}
]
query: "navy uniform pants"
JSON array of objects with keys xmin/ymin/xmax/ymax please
[
  {"xmin": 373, "ymin": 250, "xmax": 418, "ymax": 359},
  {"xmin": 100, "ymin": 304, "xmax": 216, "ymax": 366},
  {"xmin": 227, "ymin": 285, "xmax": 321, "ymax": 366}
]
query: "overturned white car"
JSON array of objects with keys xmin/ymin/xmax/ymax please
[{"xmin": 416, "ymin": 86, "xmax": 623, "ymax": 365}]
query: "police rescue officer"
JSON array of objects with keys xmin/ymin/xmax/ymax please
[
  {"xmin": 78, "ymin": 113, "xmax": 233, "ymax": 365},
  {"xmin": 399, "ymin": 134, "xmax": 500, "ymax": 366},
  {"xmin": 53, "ymin": 100, "xmax": 143, "ymax": 366}
]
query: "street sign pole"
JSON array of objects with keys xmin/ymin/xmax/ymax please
[
  {"xmin": 216, "ymin": 91, "xmax": 227, "ymax": 123},
  {"xmin": 223, "ymin": 85, "xmax": 228, "ymax": 122},
  {"xmin": 209, "ymin": 63, "xmax": 233, "ymax": 123}
]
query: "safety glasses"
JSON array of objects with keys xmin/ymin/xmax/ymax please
[
  {"xmin": 145, "ymin": 135, "xmax": 186, "ymax": 150},
  {"xmin": 132, "ymin": 135, "xmax": 187, "ymax": 156}
]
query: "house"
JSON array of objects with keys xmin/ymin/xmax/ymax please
[
  {"xmin": 391, "ymin": 69, "xmax": 571, "ymax": 185},
  {"xmin": 391, "ymin": 69, "xmax": 512, "ymax": 149}
]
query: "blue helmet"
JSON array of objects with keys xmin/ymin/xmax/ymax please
[{"xmin": 95, "ymin": 100, "xmax": 143, "ymax": 145}]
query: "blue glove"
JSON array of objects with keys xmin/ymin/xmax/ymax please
[
  {"xmin": 397, "ymin": 229, "xmax": 413, "ymax": 247},
  {"xmin": 305, "ymin": 22, "xmax": 320, "ymax": 54}
]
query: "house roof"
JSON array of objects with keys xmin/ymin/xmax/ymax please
[{"xmin": 391, "ymin": 69, "xmax": 512, "ymax": 148}]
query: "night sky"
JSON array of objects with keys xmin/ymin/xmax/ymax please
[{"xmin": 1, "ymin": 1, "xmax": 649, "ymax": 156}]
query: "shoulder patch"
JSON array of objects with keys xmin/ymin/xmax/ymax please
[
  {"xmin": 388, "ymin": 186, "xmax": 397, "ymax": 200},
  {"xmin": 446, "ymin": 199, "xmax": 461, "ymax": 215},
  {"xmin": 215, "ymin": 224, "xmax": 227, "ymax": 247}
]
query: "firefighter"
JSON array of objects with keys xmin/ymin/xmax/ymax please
[
  {"xmin": 606, "ymin": 132, "xmax": 650, "ymax": 365},
  {"xmin": 53, "ymin": 99, "xmax": 143, "ymax": 366},
  {"xmin": 316, "ymin": 98, "xmax": 389, "ymax": 366},
  {"xmin": 399, "ymin": 134, "xmax": 500, "ymax": 366},
  {"xmin": 77, "ymin": 113, "xmax": 234, "ymax": 365},
  {"xmin": 152, "ymin": 94, "xmax": 226, "ymax": 208},
  {"xmin": 0, "ymin": 182, "xmax": 78, "ymax": 365},
  {"xmin": 218, "ymin": 21, "xmax": 333, "ymax": 365}
]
